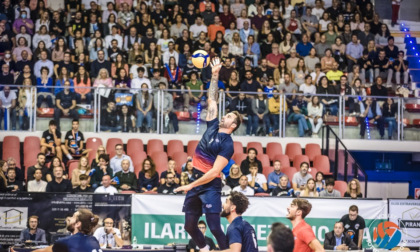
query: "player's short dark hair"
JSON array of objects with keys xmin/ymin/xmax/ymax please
[
  {"xmin": 231, "ymin": 111, "xmax": 242, "ymax": 133},
  {"xmin": 247, "ymin": 147, "xmax": 258, "ymax": 155},
  {"xmin": 99, "ymin": 154, "xmax": 110, "ymax": 163},
  {"xmin": 198, "ymin": 220, "xmax": 206, "ymax": 227},
  {"xmin": 349, "ymin": 205, "xmax": 359, "ymax": 213},
  {"xmin": 268, "ymin": 222, "xmax": 294, "ymax": 252},
  {"xmin": 326, "ymin": 178, "xmax": 335, "ymax": 186},
  {"xmin": 229, "ymin": 191, "xmax": 249, "ymax": 215},
  {"xmin": 292, "ymin": 198, "xmax": 312, "ymax": 219}
]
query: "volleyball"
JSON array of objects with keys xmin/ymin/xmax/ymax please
[
  {"xmin": 373, "ymin": 221, "xmax": 402, "ymax": 249},
  {"xmin": 192, "ymin": 50, "xmax": 210, "ymax": 69}
]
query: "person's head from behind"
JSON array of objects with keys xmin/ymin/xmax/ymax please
[
  {"xmin": 219, "ymin": 111, "xmax": 242, "ymax": 133},
  {"xmin": 300, "ymin": 162, "xmax": 309, "ymax": 175},
  {"xmin": 333, "ymin": 221, "xmax": 345, "ymax": 237},
  {"xmin": 286, "ymin": 198, "xmax": 312, "ymax": 221},
  {"xmin": 102, "ymin": 174, "xmax": 112, "ymax": 187},
  {"xmin": 221, "ymin": 191, "xmax": 250, "ymax": 218},
  {"xmin": 349, "ymin": 205, "xmax": 359, "ymax": 220},
  {"xmin": 28, "ymin": 215, "xmax": 39, "ymax": 230},
  {"xmin": 79, "ymin": 174, "xmax": 89, "ymax": 187},
  {"xmin": 67, "ymin": 209, "xmax": 99, "ymax": 235},
  {"xmin": 267, "ymin": 222, "xmax": 294, "ymax": 252},
  {"xmin": 197, "ymin": 220, "xmax": 207, "ymax": 235},
  {"xmin": 325, "ymin": 178, "xmax": 335, "ymax": 193}
]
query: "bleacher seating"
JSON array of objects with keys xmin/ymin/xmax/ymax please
[
  {"xmin": 147, "ymin": 139, "xmax": 164, "ymax": 156},
  {"xmin": 106, "ymin": 138, "xmax": 123, "ymax": 158},
  {"xmin": 266, "ymin": 142, "xmax": 282, "ymax": 162},
  {"xmin": 246, "ymin": 142, "xmax": 263, "ymax": 156},
  {"xmin": 2, "ymin": 136, "xmax": 20, "ymax": 165},
  {"xmin": 285, "ymin": 143, "xmax": 302, "ymax": 162}
]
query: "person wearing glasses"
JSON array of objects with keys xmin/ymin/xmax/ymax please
[
  {"xmin": 187, "ymin": 221, "xmax": 216, "ymax": 252},
  {"xmin": 93, "ymin": 217, "xmax": 123, "ymax": 248},
  {"xmin": 110, "ymin": 144, "xmax": 134, "ymax": 174},
  {"xmin": 158, "ymin": 172, "xmax": 180, "ymax": 194}
]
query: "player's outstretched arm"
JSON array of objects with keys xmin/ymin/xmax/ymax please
[
  {"xmin": 206, "ymin": 57, "xmax": 222, "ymax": 122},
  {"xmin": 174, "ymin": 155, "xmax": 229, "ymax": 193}
]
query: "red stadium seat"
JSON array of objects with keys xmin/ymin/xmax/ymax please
[
  {"xmin": 121, "ymin": 190, "xmax": 137, "ymax": 194},
  {"xmin": 405, "ymin": 103, "xmax": 420, "ymax": 112},
  {"xmin": 413, "ymin": 119, "xmax": 420, "ymax": 127},
  {"xmin": 131, "ymin": 151, "xmax": 147, "ymax": 173},
  {"xmin": 266, "ymin": 142, "xmax": 282, "ymax": 161},
  {"xmin": 292, "ymin": 155, "xmax": 310, "ymax": 169},
  {"xmin": 24, "ymin": 136, "xmax": 41, "ymax": 174},
  {"xmin": 3, "ymin": 136, "xmax": 20, "ymax": 166},
  {"xmin": 308, "ymin": 167, "xmax": 318, "ymax": 178},
  {"xmin": 263, "ymin": 166, "xmax": 274, "ymax": 178},
  {"xmin": 85, "ymin": 138, "xmax": 103, "ymax": 165},
  {"xmin": 143, "ymin": 191, "xmax": 158, "ymax": 194},
  {"xmin": 305, "ymin": 143, "xmax": 321, "ymax": 162},
  {"xmin": 151, "ymin": 151, "xmax": 168, "ymax": 175},
  {"xmin": 147, "ymin": 139, "xmax": 164, "ymax": 156},
  {"xmin": 68, "ymin": 160, "xmax": 79, "ymax": 180},
  {"xmin": 313, "ymin": 155, "xmax": 332, "ymax": 175},
  {"xmin": 127, "ymin": 139, "xmax": 144, "ymax": 157},
  {"xmin": 282, "ymin": 167, "xmax": 297, "ymax": 181},
  {"xmin": 134, "ymin": 164, "xmax": 142, "ymax": 178},
  {"xmin": 232, "ymin": 153, "xmax": 247, "ymax": 165},
  {"xmin": 273, "ymin": 154, "xmax": 291, "ymax": 168},
  {"xmin": 254, "ymin": 193, "xmax": 270, "ymax": 197},
  {"xmin": 233, "ymin": 141, "xmax": 244, "ymax": 154},
  {"xmin": 285, "ymin": 143, "xmax": 302, "ymax": 162},
  {"xmin": 257, "ymin": 154, "xmax": 270, "ymax": 169},
  {"xmin": 167, "ymin": 140, "xmax": 184, "ymax": 158},
  {"xmin": 187, "ymin": 140, "xmax": 199, "ymax": 157},
  {"xmin": 334, "ymin": 181, "xmax": 348, "ymax": 197},
  {"xmin": 246, "ymin": 142, "xmax": 263, "ymax": 156},
  {"xmin": 171, "ymin": 151, "xmax": 188, "ymax": 174},
  {"xmin": 175, "ymin": 111, "xmax": 191, "ymax": 121},
  {"xmin": 106, "ymin": 138, "xmax": 123, "ymax": 158}
]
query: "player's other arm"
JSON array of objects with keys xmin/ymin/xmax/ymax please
[
  {"xmin": 206, "ymin": 58, "xmax": 222, "ymax": 122},
  {"xmin": 309, "ymin": 239, "xmax": 325, "ymax": 252},
  {"xmin": 216, "ymin": 243, "xmax": 242, "ymax": 252}
]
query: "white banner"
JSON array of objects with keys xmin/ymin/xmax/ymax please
[{"xmin": 389, "ymin": 199, "xmax": 420, "ymax": 247}]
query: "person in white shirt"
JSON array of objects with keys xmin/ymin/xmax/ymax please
[
  {"xmin": 93, "ymin": 217, "xmax": 123, "ymax": 248},
  {"xmin": 27, "ymin": 169, "xmax": 47, "ymax": 192},
  {"xmin": 105, "ymin": 26, "xmax": 123, "ymax": 49},
  {"xmin": 233, "ymin": 175, "xmax": 255, "ymax": 196},
  {"xmin": 162, "ymin": 42, "xmax": 179, "ymax": 65},
  {"xmin": 130, "ymin": 67, "xmax": 152, "ymax": 94},
  {"xmin": 311, "ymin": 0, "xmax": 324, "ymax": 20},
  {"xmin": 109, "ymin": 144, "xmax": 134, "ymax": 173},
  {"xmin": 189, "ymin": 16, "xmax": 208, "ymax": 39},
  {"xmin": 94, "ymin": 174, "xmax": 118, "ymax": 194},
  {"xmin": 307, "ymin": 96, "xmax": 324, "ymax": 135},
  {"xmin": 246, "ymin": 163, "xmax": 267, "ymax": 193}
]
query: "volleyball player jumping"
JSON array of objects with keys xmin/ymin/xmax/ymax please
[{"xmin": 175, "ymin": 57, "xmax": 242, "ymax": 251}]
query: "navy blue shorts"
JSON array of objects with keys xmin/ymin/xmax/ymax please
[{"xmin": 182, "ymin": 169, "xmax": 222, "ymax": 215}]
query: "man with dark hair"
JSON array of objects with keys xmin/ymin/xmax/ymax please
[
  {"xmin": 359, "ymin": 97, "xmax": 385, "ymax": 139},
  {"xmin": 373, "ymin": 50, "xmax": 394, "ymax": 88},
  {"xmin": 158, "ymin": 172, "xmax": 179, "ymax": 195},
  {"xmin": 339, "ymin": 205, "xmax": 366, "ymax": 249},
  {"xmin": 20, "ymin": 216, "xmax": 47, "ymax": 243},
  {"xmin": 46, "ymin": 166, "xmax": 73, "ymax": 192},
  {"xmin": 54, "ymin": 80, "xmax": 79, "ymax": 132},
  {"xmin": 246, "ymin": 162, "xmax": 267, "ymax": 193},
  {"xmin": 240, "ymin": 70, "xmax": 261, "ymax": 96},
  {"xmin": 287, "ymin": 198, "xmax": 324, "ymax": 251},
  {"xmin": 292, "ymin": 162, "xmax": 313, "ymax": 193},
  {"xmin": 27, "ymin": 153, "xmax": 48, "ymax": 181},
  {"xmin": 100, "ymin": 100, "xmax": 120, "ymax": 132},
  {"xmin": 62, "ymin": 119, "xmax": 87, "ymax": 160},
  {"xmin": 319, "ymin": 178, "xmax": 341, "ymax": 197},
  {"xmin": 240, "ymin": 147, "xmax": 263, "ymax": 175},
  {"xmin": 90, "ymin": 50, "xmax": 111, "ymax": 79},
  {"xmin": 90, "ymin": 154, "xmax": 113, "ymax": 189},
  {"xmin": 73, "ymin": 174, "xmax": 93, "ymax": 193},
  {"xmin": 267, "ymin": 222, "xmax": 294, "ymax": 252},
  {"xmin": 6, "ymin": 168, "xmax": 23, "ymax": 191},
  {"xmin": 220, "ymin": 191, "xmax": 258, "ymax": 251},
  {"xmin": 40, "ymin": 120, "xmax": 62, "ymax": 160},
  {"xmin": 324, "ymin": 222, "xmax": 358, "ymax": 250},
  {"xmin": 187, "ymin": 221, "xmax": 216, "ymax": 251}
]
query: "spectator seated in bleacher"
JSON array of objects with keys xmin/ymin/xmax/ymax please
[
  {"xmin": 160, "ymin": 159, "xmax": 180, "ymax": 185},
  {"xmin": 36, "ymin": 66, "xmax": 54, "ymax": 110},
  {"xmin": 344, "ymin": 178, "xmax": 363, "ymax": 199},
  {"xmin": 135, "ymin": 83, "xmax": 153, "ymax": 133},
  {"xmin": 27, "ymin": 169, "xmax": 47, "ymax": 192},
  {"xmin": 27, "ymin": 153, "xmax": 48, "ymax": 182},
  {"xmin": 0, "ymin": 85, "xmax": 17, "ymax": 130},
  {"xmin": 54, "ymin": 80, "xmax": 79, "ymax": 132},
  {"xmin": 316, "ymin": 76, "xmax": 338, "ymax": 117},
  {"xmin": 232, "ymin": 175, "xmax": 254, "ymax": 196},
  {"xmin": 49, "ymin": 156, "xmax": 69, "ymax": 182},
  {"xmin": 292, "ymin": 162, "xmax": 313, "ymax": 193},
  {"xmin": 320, "ymin": 178, "xmax": 342, "ymax": 197},
  {"xmin": 7, "ymin": 158, "xmax": 24, "ymax": 182},
  {"xmin": 268, "ymin": 160, "xmax": 291, "ymax": 192},
  {"xmin": 114, "ymin": 159, "xmax": 138, "ymax": 192},
  {"xmin": 46, "ymin": 166, "xmax": 73, "ymax": 193},
  {"xmin": 90, "ymin": 154, "xmax": 113, "ymax": 189},
  {"xmin": 100, "ymin": 100, "xmax": 120, "ymax": 132},
  {"xmin": 154, "ymin": 82, "xmax": 179, "ymax": 133},
  {"xmin": 271, "ymin": 175, "xmax": 294, "ymax": 197},
  {"xmin": 267, "ymin": 88, "xmax": 286, "ymax": 136},
  {"xmin": 246, "ymin": 162, "xmax": 267, "ymax": 193},
  {"xmin": 307, "ymin": 96, "xmax": 323, "ymax": 136},
  {"xmin": 288, "ymin": 93, "xmax": 310, "ymax": 137},
  {"xmin": 158, "ymin": 172, "xmax": 179, "ymax": 195},
  {"xmin": 73, "ymin": 174, "xmax": 93, "ymax": 193},
  {"xmin": 62, "ymin": 119, "xmax": 89, "ymax": 160},
  {"xmin": 249, "ymin": 87, "xmax": 269, "ymax": 136},
  {"xmin": 314, "ymin": 172, "xmax": 326, "ymax": 191},
  {"xmin": 240, "ymin": 147, "xmax": 263, "ymax": 175},
  {"xmin": 184, "ymin": 71, "xmax": 204, "ymax": 111},
  {"xmin": 359, "ymin": 97, "xmax": 385, "ymax": 139},
  {"xmin": 324, "ymin": 221, "xmax": 358, "ymax": 250},
  {"xmin": 299, "ymin": 178, "xmax": 319, "ymax": 197},
  {"xmin": 94, "ymin": 174, "xmax": 118, "ymax": 194},
  {"xmin": 138, "ymin": 157, "xmax": 159, "ymax": 193},
  {"xmin": 40, "ymin": 120, "xmax": 63, "ymax": 160},
  {"xmin": 71, "ymin": 156, "xmax": 91, "ymax": 188},
  {"xmin": 373, "ymin": 49, "xmax": 394, "ymax": 88},
  {"xmin": 228, "ymin": 92, "xmax": 251, "ymax": 133},
  {"xmin": 225, "ymin": 164, "xmax": 242, "ymax": 190},
  {"xmin": 110, "ymin": 144, "xmax": 134, "ymax": 174},
  {"xmin": 393, "ymin": 50, "xmax": 409, "ymax": 86},
  {"xmin": 6, "ymin": 168, "xmax": 24, "ymax": 192}
]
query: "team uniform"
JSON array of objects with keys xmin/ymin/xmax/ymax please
[
  {"xmin": 64, "ymin": 130, "xmax": 85, "ymax": 153},
  {"xmin": 53, "ymin": 232, "xmax": 101, "ymax": 252},
  {"xmin": 183, "ymin": 118, "xmax": 234, "ymax": 215},
  {"xmin": 226, "ymin": 216, "xmax": 258, "ymax": 252},
  {"xmin": 292, "ymin": 220, "xmax": 316, "ymax": 252}
]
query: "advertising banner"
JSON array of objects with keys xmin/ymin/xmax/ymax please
[
  {"xmin": 131, "ymin": 195, "xmax": 387, "ymax": 249},
  {"xmin": 389, "ymin": 199, "xmax": 420, "ymax": 247},
  {"xmin": 0, "ymin": 193, "xmax": 131, "ymax": 246}
]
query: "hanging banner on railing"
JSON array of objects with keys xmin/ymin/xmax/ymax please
[
  {"xmin": 389, "ymin": 199, "xmax": 420, "ymax": 247},
  {"xmin": 115, "ymin": 93, "xmax": 134, "ymax": 106},
  {"xmin": 0, "ymin": 193, "xmax": 131, "ymax": 246},
  {"xmin": 131, "ymin": 195, "xmax": 387, "ymax": 249}
]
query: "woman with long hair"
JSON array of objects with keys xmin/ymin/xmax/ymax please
[
  {"xmin": 88, "ymin": 30, "xmax": 105, "ymax": 51},
  {"xmin": 15, "ymin": 26, "xmax": 32, "ymax": 49},
  {"xmin": 362, "ymin": 2, "xmax": 374, "ymax": 23},
  {"xmin": 300, "ymin": 178, "xmax": 319, "ymax": 197},
  {"xmin": 71, "ymin": 156, "xmax": 91, "ymax": 188},
  {"xmin": 52, "ymin": 37, "xmax": 68, "ymax": 63},
  {"xmin": 280, "ymin": 0, "xmax": 293, "ymax": 20},
  {"xmin": 32, "ymin": 25, "xmax": 51, "ymax": 50},
  {"xmin": 48, "ymin": 156, "xmax": 68, "ymax": 181},
  {"xmin": 138, "ymin": 158, "xmax": 159, "ymax": 192},
  {"xmin": 279, "ymin": 32, "xmax": 295, "ymax": 58},
  {"xmin": 342, "ymin": 2, "xmax": 354, "ymax": 23},
  {"xmin": 226, "ymin": 164, "xmax": 242, "ymax": 189},
  {"xmin": 308, "ymin": 96, "xmax": 324, "ymax": 135},
  {"xmin": 334, "ymin": 14, "xmax": 345, "ymax": 35},
  {"xmin": 170, "ymin": 14, "xmax": 188, "ymax": 39},
  {"xmin": 258, "ymin": 20, "xmax": 273, "ymax": 43},
  {"xmin": 375, "ymin": 24, "xmax": 391, "ymax": 49},
  {"xmin": 340, "ymin": 23, "xmax": 353, "ymax": 45},
  {"xmin": 229, "ymin": 32, "xmax": 244, "ymax": 59},
  {"xmin": 274, "ymin": 59, "xmax": 289, "ymax": 86},
  {"xmin": 93, "ymin": 68, "xmax": 113, "ymax": 106},
  {"xmin": 249, "ymin": 87, "xmax": 269, "ymax": 136},
  {"xmin": 321, "ymin": 49, "xmax": 336, "ymax": 72},
  {"xmin": 367, "ymin": 40, "xmax": 378, "ymax": 61},
  {"xmin": 89, "ymin": 37, "xmax": 108, "ymax": 61},
  {"xmin": 18, "ymin": 78, "xmax": 36, "ymax": 130},
  {"xmin": 236, "ymin": 9, "xmax": 250, "ymax": 30},
  {"xmin": 351, "ymin": 78, "xmax": 366, "ymax": 113},
  {"xmin": 74, "ymin": 66, "xmax": 92, "ymax": 104},
  {"xmin": 144, "ymin": 42, "xmax": 160, "ymax": 67},
  {"xmin": 55, "ymin": 66, "xmax": 75, "ymax": 95},
  {"xmin": 292, "ymin": 58, "xmax": 308, "ymax": 85},
  {"xmin": 164, "ymin": 56, "xmax": 183, "ymax": 97},
  {"xmin": 304, "ymin": 47, "xmax": 320, "ymax": 73},
  {"xmin": 114, "ymin": 68, "xmax": 131, "ymax": 90},
  {"xmin": 118, "ymin": 104, "xmax": 136, "ymax": 132},
  {"xmin": 325, "ymin": 23, "xmax": 337, "ymax": 45},
  {"xmin": 226, "ymin": 70, "xmax": 240, "ymax": 99},
  {"xmin": 382, "ymin": 98, "xmax": 398, "ymax": 140},
  {"xmin": 128, "ymin": 42, "xmax": 143, "ymax": 65},
  {"xmin": 344, "ymin": 178, "xmax": 363, "ymax": 198},
  {"xmin": 157, "ymin": 28, "xmax": 174, "ymax": 53},
  {"xmin": 224, "ymin": 21, "xmax": 239, "ymax": 44},
  {"xmin": 193, "ymin": 31, "xmax": 208, "ymax": 51},
  {"xmin": 36, "ymin": 67, "xmax": 54, "ymax": 109},
  {"xmin": 318, "ymin": 12, "xmax": 331, "ymax": 33},
  {"xmin": 136, "ymin": 83, "xmax": 153, "ymax": 133},
  {"xmin": 314, "ymin": 172, "xmax": 325, "ymax": 191},
  {"xmin": 104, "ymin": 14, "xmax": 118, "ymax": 36},
  {"xmin": 150, "ymin": 55, "xmax": 164, "ymax": 75},
  {"xmin": 111, "ymin": 53, "xmax": 129, "ymax": 79},
  {"xmin": 350, "ymin": 12, "xmax": 365, "ymax": 35},
  {"xmin": 211, "ymin": 31, "xmax": 228, "ymax": 55},
  {"xmin": 261, "ymin": 33, "xmax": 275, "ymax": 59},
  {"xmin": 35, "ymin": 10, "xmax": 50, "ymax": 31}
]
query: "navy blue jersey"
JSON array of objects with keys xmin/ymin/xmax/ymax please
[
  {"xmin": 54, "ymin": 232, "xmax": 101, "ymax": 252},
  {"xmin": 192, "ymin": 118, "xmax": 234, "ymax": 174},
  {"xmin": 227, "ymin": 216, "xmax": 259, "ymax": 252}
]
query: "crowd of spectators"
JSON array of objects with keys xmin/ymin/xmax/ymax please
[{"xmin": 0, "ymin": 0, "xmax": 408, "ymax": 139}]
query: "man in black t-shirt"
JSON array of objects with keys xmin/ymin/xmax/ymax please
[
  {"xmin": 339, "ymin": 205, "xmax": 366, "ymax": 249},
  {"xmin": 157, "ymin": 173, "xmax": 179, "ymax": 194},
  {"xmin": 54, "ymin": 52, "xmax": 75, "ymax": 79},
  {"xmin": 140, "ymin": 28, "xmax": 157, "ymax": 51},
  {"xmin": 26, "ymin": 153, "xmax": 49, "ymax": 181},
  {"xmin": 393, "ymin": 50, "xmax": 409, "ymax": 85},
  {"xmin": 373, "ymin": 50, "xmax": 393, "ymax": 87},
  {"xmin": 73, "ymin": 174, "xmax": 93, "ymax": 193},
  {"xmin": 41, "ymin": 120, "xmax": 63, "ymax": 160},
  {"xmin": 255, "ymin": 59, "xmax": 274, "ymax": 86},
  {"xmin": 62, "ymin": 119, "xmax": 88, "ymax": 160},
  {"xmin": 100, "ymin": 100, "xmax": 120, "ymax": 132},
  {"xmin": 54, "ymin": 80, "xmax": 79, "ymax": 132},
  {"xmin": 187, "ymin": 221, "xmax": 216, "ymax": 252},
  {"xmin": 151, "ymin": 2, "xmax": 167, "ymax": 26}
]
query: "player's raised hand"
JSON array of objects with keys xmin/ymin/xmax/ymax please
[
  {"xmin": 174, "ymin": 184, "xmax": 193, "ymax": 193},
  {"xmin": 210, "ymin": 57, "xmax": 222, "ymax": 75}
]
